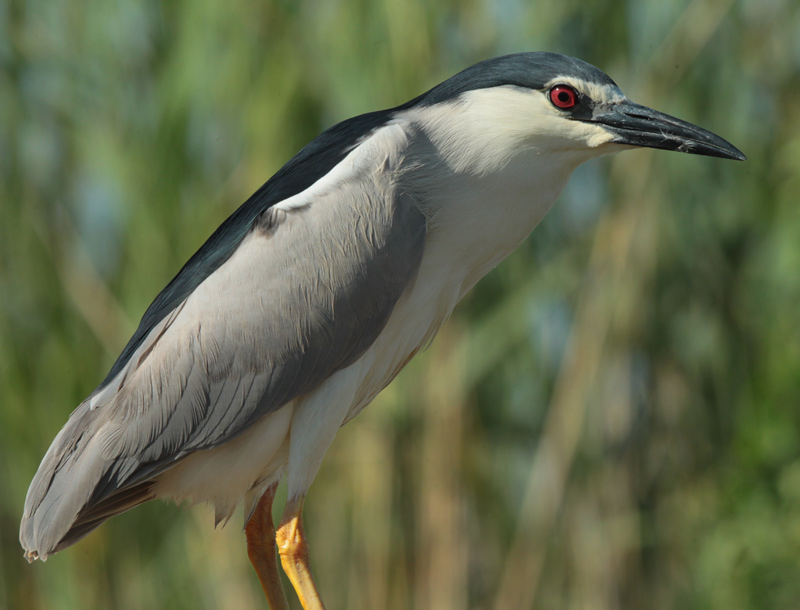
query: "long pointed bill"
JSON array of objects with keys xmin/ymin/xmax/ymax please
[{"xmin": 589, "ymin": 100, "xmax": 746, "ymax": 161}]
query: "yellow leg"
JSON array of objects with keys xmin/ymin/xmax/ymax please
[
  {"xmin": 276, "ymin": 495, "xmax": 327, "ymax": 610},
  {"xmin": 245, "ymin": 484, "xmax": 291, "ymax": 610}
]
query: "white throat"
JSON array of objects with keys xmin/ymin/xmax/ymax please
[{"xmin": 393, "ymin": 87, "xmax": 606, "ymax": 286}]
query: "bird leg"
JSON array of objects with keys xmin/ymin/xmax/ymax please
[
  {"xmin": 245, "ymin": 483, "xmax": 290, "ymax": 610},
  {"xmin": 276, "ymin": 495, "xmax": 326, "ymax": 610}
]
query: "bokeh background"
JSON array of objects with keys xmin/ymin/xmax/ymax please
[{"xmin": 1, "ymin": 0, "xmax": 799, "ymax": 608}]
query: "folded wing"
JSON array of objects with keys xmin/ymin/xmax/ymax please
[{"xmin": 20, "ymin": 153, "xmax": 427, "ymax": 559}]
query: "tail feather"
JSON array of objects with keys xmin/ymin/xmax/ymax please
[
  {"xmin": 71, "ymin": 481, "xmax": 156, "ymax": 533},
  {"xmin": 52, "ymin": 482, "xmax": 156, "ymax": 555}
]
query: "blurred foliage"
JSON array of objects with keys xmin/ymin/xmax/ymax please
[{"xmin": 1, "ymin": 0, "xmax": 799, "ymax": 608}]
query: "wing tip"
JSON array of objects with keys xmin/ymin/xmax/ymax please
[
  {"xmin": 21, "ymin": 548, "xmax": 47, "ymax": 563},
  {"xmin": 19, "ymin": 516, "xmax": 53, "ymax": 564}
]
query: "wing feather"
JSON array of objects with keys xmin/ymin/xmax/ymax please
[{"xmin": 21, "ymin": 131, "xmax": 427, "ymax": 559}]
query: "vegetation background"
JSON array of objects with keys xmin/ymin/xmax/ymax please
[{"xmin": 1, "ymin": 0, "xmax": 798, "ymax": 608}]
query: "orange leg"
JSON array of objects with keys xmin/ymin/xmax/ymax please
[
  {"xmin": 276, "ymin": 495, "xmax": 327, "ymax": 610},
  {"xmin": 245, "ymin": 483, "xmax": 290, "ymax": 610}
]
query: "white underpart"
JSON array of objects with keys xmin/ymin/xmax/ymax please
[
  {"xmin": 156, "ymin": 403, "xmax": 292, "ymax": 523},
  {"xmin": 153, "ymin": 83, "xmax": 621, "ymax": 524}
]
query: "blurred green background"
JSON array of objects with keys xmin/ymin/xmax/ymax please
[{"xmin": 1, "ymin": 0, "xmax": 799, "ymax": 608}]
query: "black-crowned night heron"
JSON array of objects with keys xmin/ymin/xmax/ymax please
[{"xmin": 20, "ymin": 52, "xmax": 744, "ymax": 609}]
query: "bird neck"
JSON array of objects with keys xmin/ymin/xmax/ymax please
[{"xmin": 396, "ymin": 121, "xmax": 584, "ymax": 289}]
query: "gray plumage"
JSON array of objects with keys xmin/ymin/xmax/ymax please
[{"xmin": 21, "ymin": 161, "xmax": 426, "ymax": 558}]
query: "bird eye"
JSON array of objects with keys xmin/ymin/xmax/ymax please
[{"xmin": 549, "ymin": 85, "xmax": 578, "ymax": 109}]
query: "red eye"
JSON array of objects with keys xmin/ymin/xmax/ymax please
[{"xmin": 549, "ymin": 85, "xmax": 577, "ymax": 109}]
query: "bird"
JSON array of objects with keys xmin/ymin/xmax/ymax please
[{"xmin": 20, "ymin": 52, "xmax": 744, "ymax": 609}]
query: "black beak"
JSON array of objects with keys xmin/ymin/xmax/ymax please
[{"xmin": 589, "ymin": 100, "xmax": 746, "ymax": 161}]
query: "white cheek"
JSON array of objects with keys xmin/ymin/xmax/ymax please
[
  {"xmin": 585, "ymin": 127, "xmax": 616, "ymax": 148},
  {"xmin": 527, "ymin": 112, "xmax": 616, "ymax": 151}
]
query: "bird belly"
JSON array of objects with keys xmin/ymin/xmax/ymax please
[
  {"xmin": 152, "ymin": 402, "xmax": 293, "ymax": 524},
  {"xmin": 344, "ymin": 246, "xmax": 468, "ymax": 422}
]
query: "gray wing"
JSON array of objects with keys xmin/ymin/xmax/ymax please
[{"xmin": 20, "ymin": 166, "xmax": 427, "ymax": 559}]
